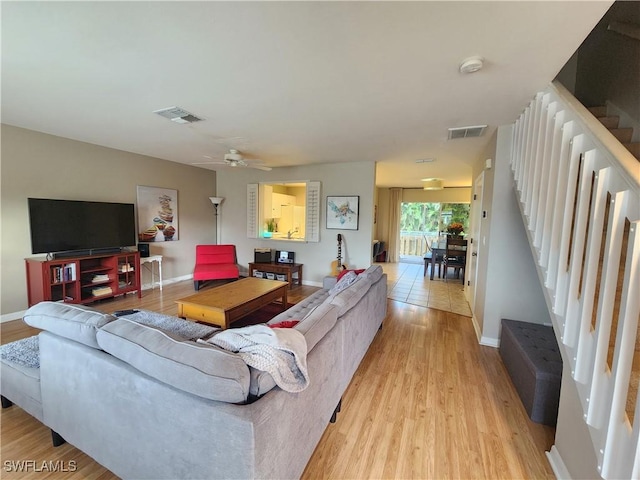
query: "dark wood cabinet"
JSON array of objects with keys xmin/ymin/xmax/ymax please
[{"xmin": 25, "ymin": 252, "xmax": 141, "ymax": 307}]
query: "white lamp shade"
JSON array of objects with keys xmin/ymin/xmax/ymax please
[{"xmin": 209, "ymin": 196, "xmax": 225, "ymax": 206}]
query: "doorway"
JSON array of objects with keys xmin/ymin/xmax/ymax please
[
  {"xmin": 467, "ymin": 172, "xmax": 484, "ymax": 311},
  {"xmin": 399, "ymin": 202, "xmax": 470, "ymax": 264}
]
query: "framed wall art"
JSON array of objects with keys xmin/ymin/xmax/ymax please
[
  {"xmin": 136, "ymin": 186, "xmax": 178, "ymax": 242},
  {"xmin": 326, "ymin": 195, "xmax": 359, "ymax": 230}
]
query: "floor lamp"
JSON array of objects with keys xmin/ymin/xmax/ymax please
[{"xmin": 209, "ymin": 197, "xmax": 224, "ymax": 244}]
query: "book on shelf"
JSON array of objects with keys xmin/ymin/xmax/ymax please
[
  {"xmin": 63, "ymin": 263, "xmax": 76, "ymax": 281},
  {"xmin": 51, "ymin": 267, "xmax": 61, "ymax": 283},
  {"xmin": 52, "ymin": 264, "xmax": 77, "ymax": 283},
  {"xmin": 91, "ymin": 274, "xmax": 110, "ymax": 283},
  {"xmin": 91, "ymin": 286, "xmax": 113, "ymax": 297}
]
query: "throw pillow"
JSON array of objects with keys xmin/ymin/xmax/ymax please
[
  {"xmin": 329, "ymin": 270, "xmax": 358, "ymax": 295},
  {"xmin": 337, "ymin": 268, "xmax": 365, "ymax": 281},
  {"xmin": 268, "ymin": 320, "xmax": 300, "ymax": 329}
]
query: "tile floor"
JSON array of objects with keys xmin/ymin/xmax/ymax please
[{"xmin": 379, "ymin": 260, "xmax": 472, "ymax": 317}]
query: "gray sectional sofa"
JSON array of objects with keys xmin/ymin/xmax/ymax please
[{"xmin": 4, "ymin": 264, "xmax": 387, "ymax": 479}]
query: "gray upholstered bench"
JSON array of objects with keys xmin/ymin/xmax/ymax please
[{"xmin": 499, "ymin": 319, "xmax": 563, "ymax": 426}]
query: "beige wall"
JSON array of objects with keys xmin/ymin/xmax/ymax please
[
  {"xmin": 1, "ymin": 125, "xmax": 218, "ymax": 318},
  {"xmin": 216, "ymin": 162, "xmax": 376, "ymax": 285}
]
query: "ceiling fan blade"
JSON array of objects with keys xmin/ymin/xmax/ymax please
[
  {"xmin": 249, "ymin": 164, "xmax": 273, "ymax": 171},
  {"xmin": 190, "ymin": 161, "xmax": 226, "ymax": 166}
]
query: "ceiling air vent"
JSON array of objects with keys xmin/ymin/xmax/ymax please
[
  {"xmin": 153, "ymin": 106, "xmax": 203, "ymax": 124},
  {"xmin": 448, "ymin": 125, "xmax": 487, "ymax": 140}
]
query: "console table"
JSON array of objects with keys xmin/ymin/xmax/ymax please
[
  {"xmin": 140, "ymin": 255, "xmax": 163, "ymax": 291},
  {"xmin": 248, "ymin": 262, "xmax": 303, "ymax": 286}
]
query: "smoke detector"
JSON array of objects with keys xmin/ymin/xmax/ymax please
[{"xmin": 459, "ymin": 56, "xmax": 484, "ymax": 74}]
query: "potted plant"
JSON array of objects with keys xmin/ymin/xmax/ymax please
[
  {"xmin": 447, "ymin": 222, "xmax": 464, "ymax": 236},
  {"xmin": 264, "ymin": 218, "xmax": 276, "ymax": 238}
]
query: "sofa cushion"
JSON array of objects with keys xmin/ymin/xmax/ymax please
[
  {"xmin": 337, "ymin": 268, "xmax": 365, "ymax": 281},
  {"xmin": 356, "ymin": 264, "xmax": 384, "ymax": 285},
  {"xmin": 294, "ymin": 303, "xmax": 338, "ymax": 352},
  {"xmin": 23, "ymin": 302, "xmax": 115, "ymax": 349},
  {"xmin": 268, "ymin": 288, "xmax": 330, "ymax": 324},
  {"xmin": 328, "ymin": 270, "xmax": 359, "ymax": 295},
  {"xmin": 251, "ymin": 302, "xmax": 339, "ymax": 398},
  {"xmin": 328, "ymin": 269, "xmax": 378, "ymax": 316},
  {"xmin": 96, "ymin": 318, "xmax": 250, "ymax": 403},
  {"xmin": 193, "ymin": 263, "xmax": 240, "ymax": 281}
]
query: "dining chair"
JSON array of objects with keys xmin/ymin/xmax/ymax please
[
  {"xmin": 423, "ymin": 238, "xmax": 443, "ymax": 277},
  {"xmin": 443, "ymin": 236, "xmax": 467, "ymax": 284}
]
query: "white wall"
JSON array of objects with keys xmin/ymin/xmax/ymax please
[
  {"xmin": 1, "ymin": 125, "xmax": 218, "ymax": 318},
  {"xmin": 216, "ymin": 162, "xmax": 376, "ymax": 285},
  {"xmin": 472, "ymin": 125, "xmax": 550, "ymax": 346},
  {"xmin": 553, "ymin": 362, "xmax": 601, "ymax": 479}
]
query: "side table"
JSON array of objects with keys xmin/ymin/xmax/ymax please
[{"xmin": 140, "ymin": 255, "xmax": 163, "ymax": 291}]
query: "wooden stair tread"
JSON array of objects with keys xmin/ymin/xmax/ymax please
[
  {"xmin": 588, "ymin": 106, "xmax": 608, "ymax": 117},
  {"xmin": 597, "ymin": 116, "xmax": 620, "ymax": 129},
  {"xmin": 609, "ymin": 128, "xmax": 634, "ymax": 143},
  {"xmin": 623, "ymin": 142, "xmax": 640, "ymax": 159},
  {"xmin": 588, "ymin": 105, "xmax": 637, "ymax": 161}
]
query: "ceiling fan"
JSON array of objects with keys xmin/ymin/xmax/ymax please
[{"xmin": 192, "ymin": 149, "xmax": 272, "ymax": 171}]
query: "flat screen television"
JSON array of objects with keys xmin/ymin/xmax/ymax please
[{"xmin": 28, "ymin": 198, "xmax": 136, "ymax": 256}]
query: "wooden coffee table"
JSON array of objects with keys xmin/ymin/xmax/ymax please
[{"xmin": 175, "ymin": 277, "xmax": 288, "ymax": 329}]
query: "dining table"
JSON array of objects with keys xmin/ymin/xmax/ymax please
[{"xmin": 428, "ymin": 239, "xmax": 447, "ymax": 281}]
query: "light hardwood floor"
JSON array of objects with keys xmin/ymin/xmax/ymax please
[{"xmin": 1, "ymin": 277, "xmax": 555, "ymax": 479}]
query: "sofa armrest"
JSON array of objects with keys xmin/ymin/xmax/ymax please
[{"xmin": 323, "ymin": 276, "xmax": 337, "ymax": 289}]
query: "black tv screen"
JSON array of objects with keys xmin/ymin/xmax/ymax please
[{"xmin": 28, "ymin": 198, "xmax": 136, "ymax": 255}]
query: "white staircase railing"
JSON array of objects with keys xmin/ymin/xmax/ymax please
[{"xmin": 511, "ymin": 81, "xmax": 640, "ymax": 479}]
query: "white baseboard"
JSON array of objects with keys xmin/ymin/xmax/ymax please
[
  {"xmin": 480, "ymin": 335, "xmax": 500, "ymax": 348},
  {"xmin": 471, "ymin": 315, "xmax": 482, "ymax": 342},
  {"xmin": 140, "ymin": 273, "xmax": 192, "ymax": 291},
  {"xmin": 2, "ymin": 274, "xmax": 195, "ymax": 323},
  {"xmin": 1, "ymin": 311, "xmax": 26, "ymax": 324},
  {"xmin": 471, "ymin": 315, "xmax": 500, "ymax": 348},
  {"xmin": 546, "ymin": 445, "xmax": 571, "ymax": 480}
]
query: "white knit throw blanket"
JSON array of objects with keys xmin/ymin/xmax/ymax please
[{"xmin": 208, "ymin": 325, "xmax": 309, "ymax": 393}]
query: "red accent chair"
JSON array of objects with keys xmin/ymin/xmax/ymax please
[{"xmin": 193, "ymin": 245, "xmax": 240, "ymax": 290}]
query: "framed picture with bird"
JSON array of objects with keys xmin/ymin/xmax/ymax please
[{"xmin": 326, "ymin": 196, "xmax": 359, "ymax": 230}]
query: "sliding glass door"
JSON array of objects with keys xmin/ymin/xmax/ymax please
[{"xmin": 399, "ymin": 202, "xmax": 470, "ymax": 258}]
